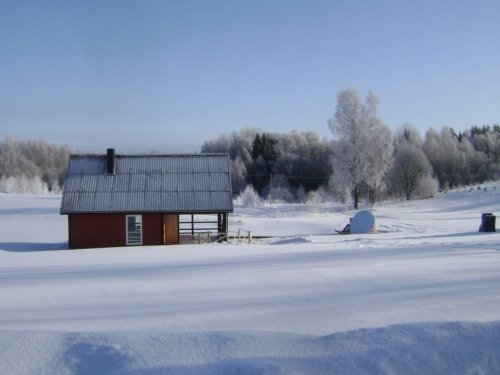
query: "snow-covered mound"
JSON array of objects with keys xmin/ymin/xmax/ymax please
[
  {"xmin": 3, "ymin": 321, "xmax": 500, "ymax": 374},
  {"xmin": 1, "ymin": 186, "xmax": 500, "ymax": 374}
]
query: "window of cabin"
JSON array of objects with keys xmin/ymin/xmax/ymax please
[{"xmin": 126, "ymin": 215, "xmax": 142, "ymax": 245}]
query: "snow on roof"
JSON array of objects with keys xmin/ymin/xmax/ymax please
[{"xmin": 60, "ymin": 153, "xmax": 233, "ymax": 214}]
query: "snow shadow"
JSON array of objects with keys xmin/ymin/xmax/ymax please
[
  {"xmin": 398, "ymin": 231, "xmax": 498, "ymax": 242},
  {"xmin": 271, "ymin": 236, "xmax": 313, "ymax": 245},
  {"xmin": 0, "ymin": 241, "xmax": 67, "ymax": 252},
  {"xmin": 64, "ymin": 336, "xmax": 131, "ymax": 375},
  {"xmin": 0, "ymin": 207, "xmax": 59, "ymax": 215}
]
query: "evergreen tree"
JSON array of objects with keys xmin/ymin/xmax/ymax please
[{"xmin": 248, "ymin": 133, "xmax": 279, "ymax": 195}]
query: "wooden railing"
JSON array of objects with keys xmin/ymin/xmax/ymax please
[{"xmin": 180, "ymin": 228, "xmax": 253, "ymax": 244}]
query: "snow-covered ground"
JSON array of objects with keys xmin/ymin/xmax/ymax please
[{"xmin": 1, "ymin": 186, "xmax": 500, "ymax": 374}]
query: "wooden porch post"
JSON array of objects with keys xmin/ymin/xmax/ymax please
[{"xmin": 218, "ymin": 212, "xmax": 228, "ymax": 241}]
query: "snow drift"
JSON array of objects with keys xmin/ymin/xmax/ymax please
[{"xmin": 2, "ymin": 321, "xmax": 500, "ymax": 374}]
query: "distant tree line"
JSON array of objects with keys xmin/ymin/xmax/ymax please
[
  {"xmin": 201, "ymin": 129, "xmax": 332, "ymax": 201},
  {"xmin": 204, "ymin": 88, "xmax": 500, "ymax": 207},
  {"xmin": 0, "ymin": 137, "xmax": 71, "ymax": 193},
  {"xmin": 2, "ymin": 88, "xmax": 499, "ymax": 202}
]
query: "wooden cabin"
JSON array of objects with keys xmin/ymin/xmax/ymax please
[{"xmin": 60, "ymin": 149, "xmax": 233, "ymax": 249}]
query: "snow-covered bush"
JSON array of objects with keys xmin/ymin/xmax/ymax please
[
  {"xmin": 0, "ymin": 175, "xmax": 49, "ymax": 194},
  {"xmin": 295, "ymin": 185, "xmax": 307, "ymax": 203},
  {"xmin": 269, "ymin": 186, "xmax": 294, "ymax": 203},
  {"xmin": 234, "ymin": 185, "xmax": 264, "ymax": 207},
  {"xmin": 415, "ymin": 175, "xmax": 439, "ymax": 199},
  {"xmin": 50, "ymin": 180, "xmax": 62, "ymax": 194},
  {"xmin": 306, "ymin": 187, "xmax": 332, "ymax": 205}
]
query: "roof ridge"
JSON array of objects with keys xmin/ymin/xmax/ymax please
[{"xmin": 70, "ymin": 153, "xmax": 229, "ymax": 157}]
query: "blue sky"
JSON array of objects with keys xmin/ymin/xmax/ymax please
[{"xmin": 1, "ymin": 0, "xmax": 499, "ymax": 153}]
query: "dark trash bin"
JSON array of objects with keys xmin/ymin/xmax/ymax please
[{"xmin": 479, "ymin": 213, "xmax": 496, "ymax": 232}]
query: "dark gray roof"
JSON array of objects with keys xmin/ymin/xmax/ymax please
[{"xmin": 60, "ymin": 153, "xmax": 233, "ymax": 214}]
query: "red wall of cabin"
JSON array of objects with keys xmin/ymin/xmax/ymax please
[
  {"xmin": 143, "ymin": 214, "xmax": 163, "ymax": 246},
  {"xmin": 68, "ymin": 213, "xmax": 164, "ymax": 249}
]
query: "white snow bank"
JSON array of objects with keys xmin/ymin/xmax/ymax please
[
  {"xmin": 2, "ymin": 321, "xmax": 500, "ymax": 374},
  {"xmin": 271, "ymin": 236, "xmax": 313, "ymax": 245}
]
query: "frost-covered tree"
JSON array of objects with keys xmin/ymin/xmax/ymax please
[
  {"xmin": 390, "ymin": 124, "xmax": 436, "ymax": 200},
  {"xmin": 458, "ymin": 125, "xmax": 500, "ymax": 184},
  {"xmin": 328, "ymin": 88, "xmax": 393, "ymax": 209},
  {"xmin": 202, "ymin": 128, "xmax": 331, "ymax": 198},
  {"xmin": 467, "ymin": 125, "xmax": 500, "ymax": 162},
  {"xmin": 230, "ymin": 156, "xmax": 247, "ymax": 195},
  {"xmin": 0, "ymin": 174, "xmax": 49, "ymax": 194},
  {"xmin": 0, "ymin": 137, "xmax": 71, "ymax": 193},
  {"xmin": 201, "ymin": 128, "xmax": 257, "ymax": 164},
  {"xmin": 201, "ymin": 128, "xmax": 259, "ymax": 195},
  {"xmin": 274, "ymin": 131, "xmax": 332, "ymax": 193},
  {"xmin": 421, "ymin": 125, "xmax": 500, "ymax": 189},
  {"xmin": 394, "ymin": 123, "xmax": 423, "ymax": 149},
  {"xmin": 423, "ymin": 127, "xmax": 463, "ymax": 189},
  {"xmin": 0, "ymin": 137, "xmax": 40, "ymax": 178},
  {"xmin": 390, "ymin": 143, "xmax": 433, "ymax": 200}
]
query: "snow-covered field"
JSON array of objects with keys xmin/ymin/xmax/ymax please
[{"xmin": 1, "ymin": 186, "xmax": 500, "ymax": 374}]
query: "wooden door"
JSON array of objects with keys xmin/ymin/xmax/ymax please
[{"xmin": 163, "ymin": 214, "xmax": 179, "ymax": 244}]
